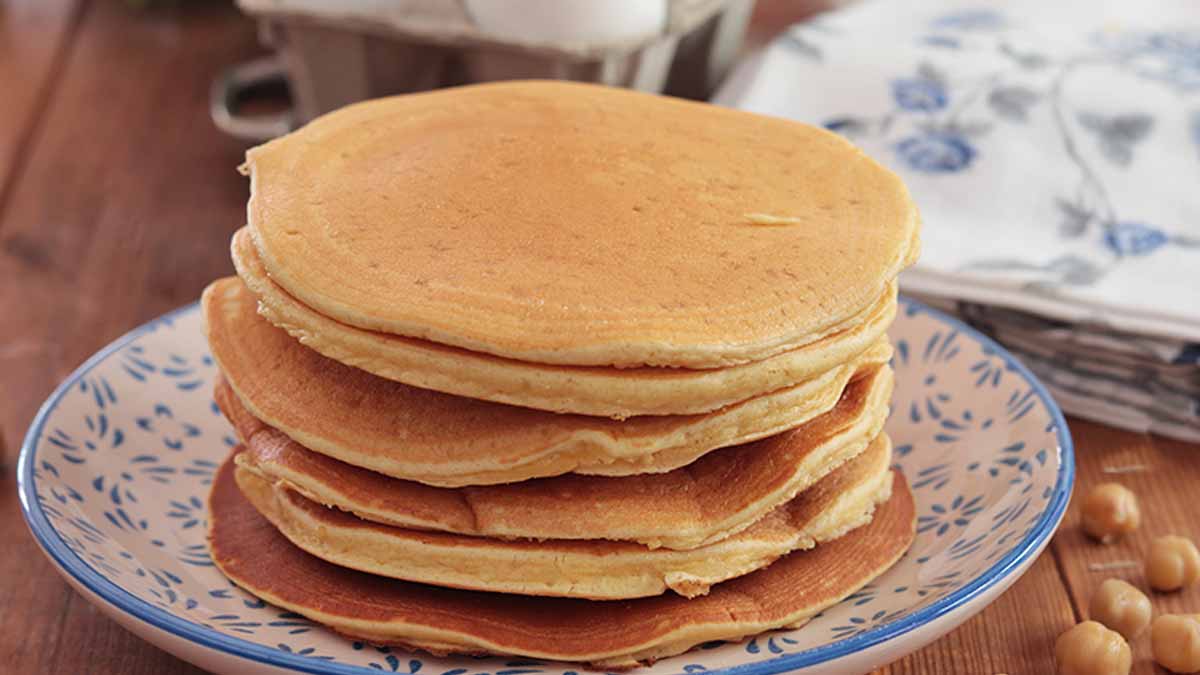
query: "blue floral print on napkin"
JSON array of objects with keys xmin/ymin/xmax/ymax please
[
  {"xmin": 895, "ymin": 133, "xmax": 976, "ymax": 172},
  {"xmin": 721, "ymin": 0, "xmax": 1200, "ymax": 438},
  {"xmin": 815, "ymin": 9, "xmax": 1200, "ymax": 291},
  {"xmin": 1104, "ymin": 222, "xmax": 1169, "ymax": 257},
  {"xmin": 1100, "ymin": 31, "xmax": 1200, "ymax": 92},
  {"xmin": 892, "ymin": 77, "xmax": 949, "ymax": 112}
]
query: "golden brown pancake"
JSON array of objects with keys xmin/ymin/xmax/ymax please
[
  {"xmin": 244, "ymin": 80, "xmax": 919, "ymax": 369},
  {"xmin": 209, "ymin": 452, "xmax": 916, "ymax": 667},
  {"xmin": 216, "ymin": 365, "xmax": 894, "ymax": 550},
  {"xmin": 232, "ymin": 435, "xmax": 892, "ymax": 599},
  {"xmin": 233, "ymin": 226, "xmax": 899, "ymax": 418},
  {"xmin": 204, "ymin": 276, "xmax": 892, "ymax": 486}
]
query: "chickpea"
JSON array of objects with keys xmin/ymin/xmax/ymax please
[
  {"xmin": 1088, "ymin": 578, "xmax": 1151, "ymax": 640},
  {"xmin": 1055, "ymin": 621, "xmax": 1131, "ymax": 675},
  {"xmin": 1146, "ymin": 535, "xmax": 1200, "ymax": 592},
  {"xmin": 1080, "ymin": 483, "xmax": 1140, "ymax": 542},
  {"xmin": 1152, "ymin": 615, "xmax": 1200, "ymax": 673}
]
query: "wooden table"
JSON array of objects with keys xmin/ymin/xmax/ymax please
[{"xmin": 1, "ymin": 2, "xmax": 1195, "ymax": 673}]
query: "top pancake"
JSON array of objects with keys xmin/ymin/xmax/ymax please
[{"xmin": 244, "ymin": 80, "xmax": 920, "ymax": 368}]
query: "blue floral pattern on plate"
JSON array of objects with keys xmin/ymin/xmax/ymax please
[{"xmin": 18, "ymin": 298, "xmax": 1073, "ymax": 675}]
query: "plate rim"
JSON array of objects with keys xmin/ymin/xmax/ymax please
[{"xmin": 17, "ymin": 296, "xmax": 1075, "ymax": 675}]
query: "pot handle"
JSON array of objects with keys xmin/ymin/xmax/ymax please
[{"xmin": 210, "ymin": 57, "xmax": 295, "ymax": 142}]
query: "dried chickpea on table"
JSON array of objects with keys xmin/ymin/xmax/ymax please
[{"xmin": 1055, "ymin": 483, "xmax": 1200, "ymax": 674}]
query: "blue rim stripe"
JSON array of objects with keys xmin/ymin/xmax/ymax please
[{"xmin": 18, "ymin": 296, "xmax": 1075, "ymax": 675}]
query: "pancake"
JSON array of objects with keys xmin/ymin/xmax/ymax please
[
  {"xmin": 217, "ymin": 365, "xmax": 894, "ymax": 550},
  {"xmin": 205, "ymin": 277, "xmax": 892, "ymax": 487},
  {"xmin": 233, "ymin": 434, "xmax": 893, "ymax": 599},
  {"xmin": 243, "ymin": 80, "xmax": 919, "ymax": 369},
  {"xmin": 233, "ymin": 226, "xmax": 899, "ymax": 418},
  {"xmin": 209, "ymin": 453, "xmax": 916, "ymax": 667}
]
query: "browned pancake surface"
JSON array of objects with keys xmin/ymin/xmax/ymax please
[
  {"xmin": 204, "ymin": 276, "xmax": 890, "ymax": 486},
  {"xmin": 218, "ymin": 365, "xmax": 892, "ymax": 549},
  {"xmin": 228, "ymin": 433, "xmax": 892, "ymax": 599},
  {"xmin": 208, "ymin": 453, "xmax": 916, "ymax": 665}
]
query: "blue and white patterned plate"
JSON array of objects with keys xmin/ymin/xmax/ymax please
[{"xmin": 18, "ymin": 297, "xmax": 1073, "ymax": 675}]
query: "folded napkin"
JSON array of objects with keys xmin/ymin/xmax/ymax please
[
  {"xmin": 717, "ymin": 0, "xmax": 1200, "ymax": 440},
  {"xmin": 918, "ymin": 296, "xmax": 1200, "ymax": 441}
]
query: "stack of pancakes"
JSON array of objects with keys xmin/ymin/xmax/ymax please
[{"xmin": 203, "ymin": 81, "xmax": 922, "ymax": 668}]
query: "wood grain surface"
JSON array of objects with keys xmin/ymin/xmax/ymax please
[
  {"xmin": 1049, "ymin": 419, "xmax": 1200, "ymax": 675},
  {"xmin": 0, "ymin": 2, "xmax": 1194, "ymax": 674},
  {"xmin": 0, "ymin": 0, "xmax": 82, "ymax": 198},
  {"xmin": 1, "ymin": 3, "xmax": 252, "ymax": 672}
]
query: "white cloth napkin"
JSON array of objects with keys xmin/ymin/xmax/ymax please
[
  {"xmin": 717, "ymin": 0, "xmax": 1200, "ymax": 440},
  {"xmin": 917, "ymin": 295, "xmax": 1200, "ymax": 441}
]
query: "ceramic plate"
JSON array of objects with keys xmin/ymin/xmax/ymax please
[{"xmin": 18, "ymin": 297, "xmax": 1073, "ymax": 675}]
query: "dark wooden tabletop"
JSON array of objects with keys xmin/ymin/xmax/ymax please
[{"xmin": 1, "ymin": 2, "xmax": 1195, "ymax": 673}]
